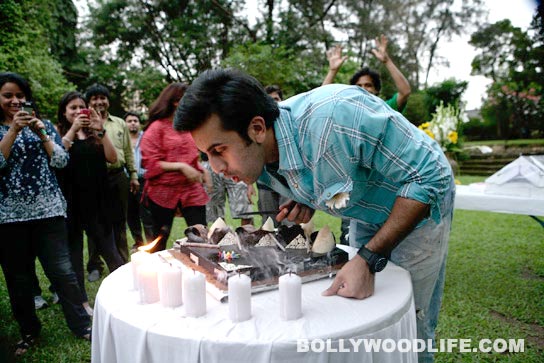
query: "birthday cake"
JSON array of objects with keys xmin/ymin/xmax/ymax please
[{"xmin": 171, "ymin": 217, "xmax": 349, "ymax": 293}]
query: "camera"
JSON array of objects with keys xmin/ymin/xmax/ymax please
[
  {"xmin": 20, "ymin": 101, "xmax": 34, "ymax": 114},
  {"xmin": 80, "ymin": 108, "xmax": 90, "ymax": 116}
]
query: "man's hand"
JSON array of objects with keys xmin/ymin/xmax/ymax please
[
  {"xmin": 276, "ymin": 199, "xmax": 315, "ymax": 224},
  {"xmin": 130, "ymin": 178, "xmax": 140, "ymax": 194},
  {"xmin": 371, "ymin": 34, "xmax": 390, "ymax": 64},
  {"xmin": 326, "ymin": 45, "xmax": 348, "ymax": 72},
  {"xmin": 246, "ymin": 183, "xmax": 255, "ymax": 203},
  {"xmin": 202, "ymin": 167, "xmax": 213, "ymax": 192},
  {"xmin": 322, "ymin": 255, "xmax": 375, "ymax": 299}
]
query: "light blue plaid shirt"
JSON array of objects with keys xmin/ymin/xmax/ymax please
[{"xmin": 257, "ymin": 84, "xmax": 454, "ymax": 227}]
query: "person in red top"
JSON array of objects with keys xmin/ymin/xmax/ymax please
[{"xmin": 140, "ymin": 83, "xmax": 208, "ymax": 251}]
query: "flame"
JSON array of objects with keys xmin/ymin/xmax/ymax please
[{"xmin": 138, "ymin": 236, "xmax": 162, "ymax": 252}]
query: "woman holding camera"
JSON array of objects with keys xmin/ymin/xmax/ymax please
[
  {"xmin": 56, "ymin": 91, "xmax": 124, "ymax": 315},
  {"xmin": 0, "ymin": 73, "xmax": 91, "ymax": 356}
]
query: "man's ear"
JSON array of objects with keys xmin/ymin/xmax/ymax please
[{"xmin": 247, "ymin": 116, "xmax": 267, "ymax": 143}]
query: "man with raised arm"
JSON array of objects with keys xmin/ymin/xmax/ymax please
[{"xmin": 323, "ymin": 34, "xmax": 412, "ymax": 112}]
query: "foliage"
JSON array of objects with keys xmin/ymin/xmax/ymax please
[
  {"xmin": 78, "ymin": 0, "xmax": 487, "ymax": 112},
  {"xmin": 425, "ymin": 78, "xmax": 468, "ymax": 113},
  {"xmin": 418, "ymin": 101, "xmax": 465, "ymax": 153},
  {"xmin": 402, "ymin": 91, "xmax": 431, "ymax": 126},
  {"xmin": 220, "ymin": 43, "xmax": 324, "ymax": 97},
  {"xmin": 470, "ymin": 19, "xmax": 543, "ymax": 139},
  {"xmin": 460, "ymin": 115, "xmax": 497, "ymax": 141},
  {"xmin": 0, "ymin": 0, "xmax": 74, "ymax": 120}
]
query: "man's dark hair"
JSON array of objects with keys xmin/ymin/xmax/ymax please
[
  {"xmin": 349, "ymin": 67, "xmax": 382, "ymax": 93},
  {"xmin": 265, "ymin": 84, "xmax": 283, "ymax": 101},
  {"xmin": 85, "ymin": 83, "xmax": 110, "ymax": 102},
  {"xmin": 174, "ymin": 68, "xmax": 279, "ymax": 144},
  {"xmin": 123, "ymin": 111, "xmax": 141, "ymax": 121}
]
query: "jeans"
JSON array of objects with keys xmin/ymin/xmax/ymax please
[
  {"xmin": 0, "ymin": 217, "xmax": 91, "ymax": 338},
  {"xmin": 349, "ymin": 187, "xmax": 454, "ymax": 363}
]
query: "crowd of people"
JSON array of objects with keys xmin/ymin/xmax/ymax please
[{"xmin": 1, "ymin": 34, "xmax": 452, "ymax": 363}]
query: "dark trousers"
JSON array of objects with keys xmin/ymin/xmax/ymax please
[
  {"xmin": 68, "ymin": 214, "xmax": 124, "ymax": 300},
  {"xmin": 0, "ymin": 217, "xmax": 90, "ymax": 338},
  {"xmin": 127, "ymin": 176, "xmax": 153, "ymax": 247},
  {"xmin": 87, "ymin": 170, "xmax": 129, "ymax": 273},
  {"xmin": 147, "ymin": 197, "xmax": 206, "ymax": 252}
]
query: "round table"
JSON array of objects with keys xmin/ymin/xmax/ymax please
[{"xmin": 91, "ymin": 247, "xmax": 417, "ymax": 363}]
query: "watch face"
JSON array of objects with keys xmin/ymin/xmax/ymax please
[{"xmin": 374, "ymin": 257, "xmax": 388, "ymax": 272}]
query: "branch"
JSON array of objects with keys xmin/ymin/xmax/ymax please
[{"xmin": 210, "ymin": 0, "xmax": 257, "ymax": 42}]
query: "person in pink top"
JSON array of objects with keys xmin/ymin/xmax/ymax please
[{"xmin": 140, "ymin": 83, "xmax": 209, "ymax": 251}]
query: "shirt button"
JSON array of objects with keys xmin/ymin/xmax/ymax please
[
  {"xmin": 294, "ymin": 183, "xmax": 298, "ymax": 188},
  {"xmin": 327, "ymin": 192, "xmax": 331, "ymax": 197}
]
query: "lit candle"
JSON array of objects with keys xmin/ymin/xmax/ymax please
[
  {"xmin": 182, "ymin": 270, "xmax": 206, "ymax": 317},
  {"xmin": 279, "ymin": 272, "xmax": 302, "ymax": 320},
  {"xmin": 137, "ymin": 262, "xmax": 160, "ymax": 304},
  {"xmin": 228, "ymin": 273, "xmax": 252, "ymax": 322},
  {"xmin": 131, "ymin": 251, "xmax": 151, "ymax": 290},
  {"xmin": 158, "ymin": 264, "xmax": 183, "ymax": 308}
]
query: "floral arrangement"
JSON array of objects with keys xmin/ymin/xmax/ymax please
[{"xmin": 418, "ymin": 102, "xmax": 465, "ymax": 153}]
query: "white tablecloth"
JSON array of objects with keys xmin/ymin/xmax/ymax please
[
  {"xmin": 91, "ymin": 247, "xmax": 417, "ymax": 363},
  {"xmin": 455, "ymin": 183, "xmax": 544, "ymax": 216}
]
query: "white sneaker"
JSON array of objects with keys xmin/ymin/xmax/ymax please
[
  {"xmin": 51, "ymin": 292, "xmax": 59, "ymax": 304},
  {"xmin": 34, "ymin": 295, "xmax": 48, "ymax": 310}
]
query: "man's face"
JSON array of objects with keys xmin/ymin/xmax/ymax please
[
  {"xmin": 268, "ymin": 91, "xmax": 282, "ymax": 102},
  {"xmin": 355, "ymin": 75, "xmax": 378, "ymax": 95},
  {"xmin": 191, "ymin": 114, "xmax": 266, "ymax": 185},
  {"xmin": 125, "ymin": 115, "xmax": 140, "ymax": 133},
  {"xmin": 89, "ymin": 94, "xmax": 110, "ymax": 114}
]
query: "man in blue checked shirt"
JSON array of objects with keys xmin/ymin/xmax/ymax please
[{"xmin": 174, "ymin": 68, "xmax": 454, "ymax": 363}]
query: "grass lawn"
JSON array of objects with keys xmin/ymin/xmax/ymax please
[{"xmin": 0, "ymin": 176, "xmax": 542, "ymax": 362}]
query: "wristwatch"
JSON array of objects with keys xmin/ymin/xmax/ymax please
[{"xmin": 357, "ymin": 246, "xmax": 388, "ymax": 273}]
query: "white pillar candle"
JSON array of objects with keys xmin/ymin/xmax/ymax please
[
  {"xmin": 228, "ymin": 273, "xmax": 252, "ymax": 322},
  {"xmin": 138, "ymin": 262, "xmax": 160, "ymax": 304},
  {"xmin": 182, "ymin": 270, "xmax": 207, "ymax": 317},
  {"xmin": 131, "ymin": 251, "xmax": 151, "ymax": 290},
  {"xmin": 158, "ymin": 264, "xmax": 183, "ymax": 308},
  {"xmin": 279, "ymin": 272, "xmax": 302, "ymax": 320}
]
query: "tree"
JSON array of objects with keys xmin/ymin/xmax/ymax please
[
  {"xmin": 79, "ymin": 0, "xmax": 487, "ymax": 112},
  {"xmin": 0, "ymin": 0, "xmax": 74, "ymax": 120},
  {"xmin": 470, "ymin": 18, "xmax": 543, "ymax": 139}
]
